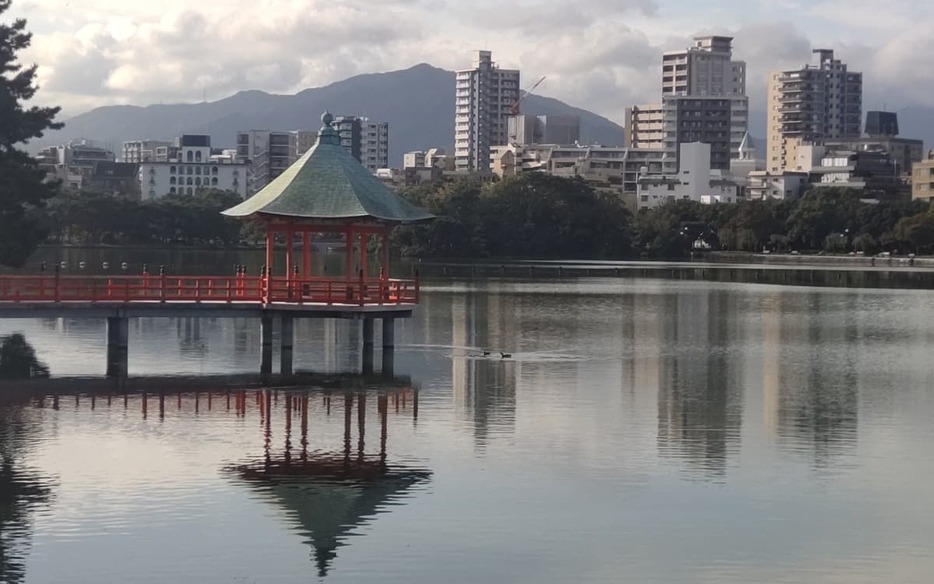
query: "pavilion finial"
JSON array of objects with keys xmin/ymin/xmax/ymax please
[{"xmin": 316, "ymin": 111, "xmax": 341, "ymax": 146}]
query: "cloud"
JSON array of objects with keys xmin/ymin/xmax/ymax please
[{"xmin": 10, "ymin": 0, "xmax": 934, "ymax": 129}]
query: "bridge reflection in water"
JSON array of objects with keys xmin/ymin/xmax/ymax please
[{"xmin": 11, "ymin": 374, "xmax": 431, "ymax": 579}]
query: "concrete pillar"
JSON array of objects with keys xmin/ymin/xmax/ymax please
[
  {"xmin": 362, "ymin": 318, "xmax": 375, "ymax": 374},
  {"xmin": 381, "ymin": 317, "xmax": 395, "ymax": 376},
  {"xmin": 106, "ymin": 315, "xmax": 129, "ymax": 378},
  {"xmin": 280, "ymin": 315, "xmax": 294, "ymax": 375},
  {"xmin": 260, "ymin": 314, "xmax": 274, "ymax": 375}
]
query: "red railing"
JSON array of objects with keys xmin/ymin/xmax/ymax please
[{"xmin": 0, "ymin": 274, "xmax": 420, "ymax": 306}]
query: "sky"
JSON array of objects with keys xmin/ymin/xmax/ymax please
[{"xmin": 10, "ymin": 0, "xmax": 934, "ymax": 125}]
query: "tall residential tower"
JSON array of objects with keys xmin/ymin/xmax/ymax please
[
  {"xmin": 626, "ymin": 36, "xmax": 748, "ymax": 171},
  {"xmin": 766, "ymin": 49, "xmax": 862, "ymax": 173},
  {"xmin": 454, "ymin": 51, "xmax": 520, "ymax": 172}
]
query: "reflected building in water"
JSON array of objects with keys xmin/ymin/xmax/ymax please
[
  {"xmin": 450, "ymin": 290, "xmax": 516, "ymax": 447},
  {"xmin": 771, "ymin": 292, "xmax": 859, "ymax": 465},
  {"xmin": 650, "ymin": 287, "xmax": 745, "ymax": 479}
]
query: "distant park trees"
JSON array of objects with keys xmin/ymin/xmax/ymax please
[{"xmin": 0, "ymin": 0, "xmax": 63, "ymax": 267}]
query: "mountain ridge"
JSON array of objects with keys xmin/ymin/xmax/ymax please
[{"xmin": 38, "ymin": 63, "xmax": 626, "ymax": 165}]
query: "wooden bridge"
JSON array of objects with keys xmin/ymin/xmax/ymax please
[{"xmin": 0, "ymin": 272, "xmax": 419, "ymax": 378}]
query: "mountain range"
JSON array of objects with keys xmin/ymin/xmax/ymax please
[{"xmin": 37, "ymin": 64, "xmax": 626, "ymax": 165}]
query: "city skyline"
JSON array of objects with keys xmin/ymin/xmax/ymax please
[{"xmin": 12, "ymin": 0, "xmax": 933, "ymax": 126}]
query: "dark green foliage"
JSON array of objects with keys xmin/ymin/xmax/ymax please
[
  {"xmin": 45, "ymin": 189, "xmax": 246, "ymax": 246},
  {"xmin": 0, "ymin": 333, "xmax": 48, "ymax": 379},
  {"xmin": 0, "ymin": 0, "xmax": 63, "ymax": 267},
  {"xmin": 395, "ymin": 174, "xmax": 633, "ymax": 259}
]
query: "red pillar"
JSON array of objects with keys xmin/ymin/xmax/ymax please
[
  {"xmin": 344, "ymin": 227, "xmax": 354, "ymax": 280},
  {"xmin": 302, "ymin": 230, "xmax": 312, "ymax": 278},
  {"xmin": 360, "ymin": 232, "xmax": 368, "ymax": 278},
  {"xmin": 285, "ymin": 224, "xmax": 295, "ymax": 283},
  {"xmin": 381, "ymin": 229, "xmax": 390, "ymax": 281},
  {"xmin": 265, "ymin": 227, "xmax": 275, "ymax": 277}
]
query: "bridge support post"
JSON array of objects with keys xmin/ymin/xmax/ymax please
[
  {"xmin": 260, "ymin": 315, "xmax": 273, "ymax": 375},
  {"xmin": 362, "ymin": 317, "xmax": 375, "ymax": 374},
  {"xmin": 280, "ymin": 315, "xmax": 294, "ymax": 375},
  {"xmin": 106, "ymin": 315, "xmax": 129, "ymax": 378},
  {"xmin": 381, "ymin": 317, "xmax": 395, "ymax": 376}
]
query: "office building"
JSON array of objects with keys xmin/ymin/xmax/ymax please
[
  {"xmin": 331, "ymin": 116, "xmax": 389, "ymax": 173},
  {"xmin": 122, "ymin": 140, "xmax": 174, "ymax": 163},
  {"xmin": 766, "ymin": 49, "xmax": 863, "ymax": 173},
  {"xmin": 636, "ymin": 142, "xmax": 740, "ymax": 210},
  {"xmin": 455, "ymin": 50, "xmax": 521, "ymax": 172},
  {"xmin": 912, "ymin": 151, "xmax": 934, "ymax": 201}
]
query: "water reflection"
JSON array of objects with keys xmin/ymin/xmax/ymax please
[
  {"xmin": 651, "ymin": 289, "xmax": 744, "ymax": 480},
  {"xmin": 450, "ymin": 292, "xmax": 516, "ymax": 447},
  {"xmin": 229, "ymin": 386, "xmax": 429, "ymax": 577},
  {"xmin": 773, "ymin": 292, "xmax": 860, "ymax": 465},
  {"xmin": 0, "ymin": 392, "xmax": 55, "ymax": 583}
]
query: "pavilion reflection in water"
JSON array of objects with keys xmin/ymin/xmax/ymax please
[
  {"xmin": 227, "ymin": 384, "xmax": 430, "ymax": 578},
  {"xmin": 10, "ymin": 375, "xmax": 431, "ymax": 579}
]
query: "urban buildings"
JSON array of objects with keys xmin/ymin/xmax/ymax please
[
  {"xmin": 507, "ymin": 114, "xmax": 580, "ymax": 146},
  {"xmin": 139, "ymin": 134, "xmax": 250, "ymax": 200},
  {"xmin": 626, "ymin": 36, "xmax": 748, "ymax": 171},
  {"xmin": 911, "ymin": 151, "xmax": 934, "ymax": 201},
  {"xmin": 37, "ymin": 141, "xmax": 140, "ymax": 196},
  {"xmin": 636, "ymin": 142, "xmax": 740, "ymax": 210},
  {"xmin": 766, "ymin": 49, "xmax": 863, "ymax": 173},
  {"xmin": 332, "ymin": 116, "xmax": 389, "ymax": 173},
  {"xmin": 122, "ymin": 140, "xmax": 175, "ymax": 163},
  {"xmin": 236, "ymin": 129, "xmax": 317, "ymax": 193},
  {"xmin": 455, "ymin": 50, "xmax": 521, "ymax": 172}
]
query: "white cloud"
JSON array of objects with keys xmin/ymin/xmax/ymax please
[{"xmin": 8, "ymin": 0, "xmax": 934, "ymax": 126}]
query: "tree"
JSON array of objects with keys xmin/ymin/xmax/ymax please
[{"xmin": 0, "ymin": 0, "xmax": 62, "ymax": 267}]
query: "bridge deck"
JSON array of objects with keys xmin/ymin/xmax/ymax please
[{"xmin": 0, "ymin": 274, "xmax": 418, "ymax": 319}]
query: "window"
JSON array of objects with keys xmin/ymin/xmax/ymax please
[
  {"xmin": 195, "ymin": 177, "xmax": 201, "ymax": 186},
  {"xmin": 187, "ymin": 177, "xmax": 193, "ymax": 185},
  {"xmin": 186, "ymin": 151, "xmax": 193, "ymax": 162},
  {"xmin": 667, "ymin": 183, "xmax": 675, "ymax": 191},
  {"xmin": 186, "ymin": 187, "xmax": 193, "ymax": 195},
  {"xmin": 640, "ymin": 195, "xmax": 648, "ymax": 202},
  {"xmin": 170, "ymin": 166, "xmax": 176, "ymax": 174},
  {"xmin": 170, "ymin": 177, "xmax": 176, "ymax": 185},
  {"xmin": 187, "ymin": 167, "xmax": 193, "ymax": 175},
  {"xmin": 195, "ymin": 151, "xmax": 202, "ymax": 162},
  {"xmin": 169, "ymin": 187, "xmax": 176, "ymax": 194},
  {"xmin": 195, "ymin": 166, "xmax": 202, "ymax": 175},
  {"xmin": 211, "ymin": 177, "xmax": 218, "ymax": 186},
  {"xmin": 212, "ymin": 166, "xmax": 218, "ymax": 175}
]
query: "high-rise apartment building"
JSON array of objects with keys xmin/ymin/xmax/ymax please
[
  {"xmin": 627, "ymin": 36, "xmax": 748, "ymax": 171},
  {"xmin": 454, "ymin": 50, "xmax": 521, "ymax": 172},
  {"xmin": 507, "ymin": 114, "xmax": 580, "ymax": 146},
  {"xmin": 332, "ymin": 115, "xmax": 389, "ymax": 173},
  {"xmin": 236, "ymin": 129, "xmax": 317, "ymax": 193},
  {"xmin": 766, "ymin": 49, "xmax": 862, "ymax": 173},
  {"xmin": 662, "ymin": 36, "xmax": 746, "ymax": 97}
]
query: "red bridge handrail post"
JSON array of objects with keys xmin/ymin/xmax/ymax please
[{"xmin": 53, "ymin": 265, "xmax": 60, "ymax": 303}]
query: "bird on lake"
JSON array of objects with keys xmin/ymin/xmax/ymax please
[
  {"xmin": 482, "ymin": 350, "xmax": 491, "ymax": 356},
  {"xmin": 500, "ymin": 352, "xmax": 511, "ymax": 359}
]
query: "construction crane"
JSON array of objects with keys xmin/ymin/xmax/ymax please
[{"xmin": 510, "ymin": 76, "xmax": 546, "ymax": 116}]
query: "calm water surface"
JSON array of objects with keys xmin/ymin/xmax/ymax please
[{"xmin": 2, "ymin": 277, "xmax": 934, "ymax": 583}]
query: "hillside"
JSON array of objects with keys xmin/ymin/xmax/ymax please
[{"xmin": 37, "ymin": 64, "xmax": 625, "ymax": 165}]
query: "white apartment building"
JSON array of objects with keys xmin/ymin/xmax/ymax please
[
  {"xmin": 636, "ymin": 142, "xmax": 740, "ymax": 210},
  {"xmin": 455, "ymin": 50, "xmax": 520, "ymax": 172},
  {"xmin": 627, "ymin": 36, "xmax": 748, "ymax": 171},
  {"xmin": 766, "ymin": 49, "xmax": 862, "ymax": 173},
  {"xmin": 139, "ymin": 135, "xmax": 250, "ymax": 200}
]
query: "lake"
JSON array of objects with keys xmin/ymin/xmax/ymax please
[{"xmin": 2, "ymin": 275, "xmax": 934, "ymax": 583}]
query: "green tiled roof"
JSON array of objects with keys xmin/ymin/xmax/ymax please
[{"xmin": 222, "ymin": 112, "xmax": 434, "ymax": 223}]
